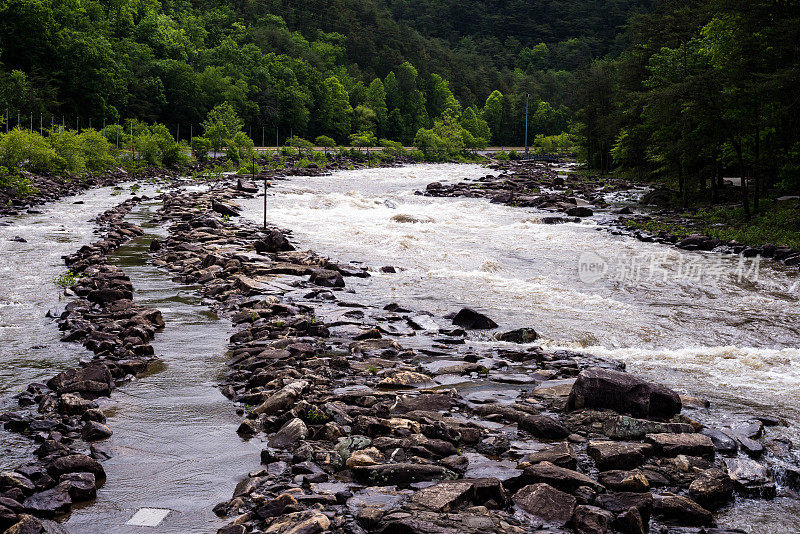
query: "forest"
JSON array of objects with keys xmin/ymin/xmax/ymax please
[{"xmin": 1, "ymin": 0, "xmax": 799, "ymax": 213}]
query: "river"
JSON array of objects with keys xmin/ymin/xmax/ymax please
[
  {"xmin": 1, "ymin": 164, "xmax": 799, "ymax": 532},
  {"xmin": 239, "ymin": 163, "xmax": 800, "ymax": 532}
]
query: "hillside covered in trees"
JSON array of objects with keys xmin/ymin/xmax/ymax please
[{"xmin": 0, "ymin": 0, "xmax": 648, "ymax": 147}]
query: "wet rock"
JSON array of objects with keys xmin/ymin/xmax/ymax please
[
  {"xmin": 451, "ymin": 308, "xmax": 498, "ymax": 330},
  {"xmin": 335, "ymin": 435, "xmax": 372, "ymax": 461},
  {"xmin": 568, "ymin": 367, "xmax": 681, "ymax": 419},
  {"xmin": 517, "ymin": 414, "xmax": 570, "ymax": 439},
  {"xmin": 653, "ymin": 493, "xmax": 713, "ymax": 526},
  {"xmin": 81, "ymin": 421, "xmax": 113, "ymax": 441},
  {"xmin": 411, "ymin": 480, "xmax": 474, "ymax": 511},
  {"xmin": 22, "ymin": 486, "xmax": 72, "ymax": 518},
  {"xmin": 566, "ymin": 206, "xmax": 594, "ymax": 217},
  {"xmin": 237, "ymin": 178, "xmax": 259, "ymax": 193},
  {"xmin": 345, "ymin": 447, "xmax": 384, "ymax": 468},
  {"xmin": 572, "ymin": 505, "xmax": 614, "ymax": 534},
  {"xmin": 602, "ymin": 415, "xmax": 694, "ymax": 440},
  {"xmin": 597, "ymin": 470, "xmax": 649, "ymax": 492},
  {"xmin": 523, "ymin": 442, "xmax": 577, "ymax": 469},
  {"xmin": 269, "ymin": 418, "xmax": 309, "ymax": 449},
  {"xmin": 587, "ymin": 441, "xmax": 653, "ymax": 470},
  {"xmin": 0, "ymin": 505, "xmax": 18, "ymax": 530},
  {"xmin": 211, "ymin": 200, "xmax": 241, "ymax": 217},
  {"xmin": 645, "ymin": 433, "xmax": 714, "ymax": 459},
  {"xmin": 377, "ymin": 371, "xmax": 434, "ymax": 389},
  {"xmin": 0, "ymin": 473, "xmax": 35, "ymax": 496},
  {"xmin": 353, "ymin": 463, "xmax": 454, "ymax": 485},
  {"xmin": 523, "ymin": 461, "xmax": 604, "ymax": 492},
  {"xmin": 701, "ymin": 428, "xmax": 738, "ymax": 455},
  {"xmin": 391, "ymin": 393, "xmax": 453, "ymax": 413},
  {"xmin": 724, "ymin": 457, "xmax": 776, "ymax": 497},
  {"xmin": 58, "ymin": 473, "xmax": 96, "ymax": 502},
  {"xmin": 49, "ymin": 455, "xmax": 105, "ymax": 480},
  {"xmin": 263, "ymin": 510, "xmax": 330, "ymax": 534},
  {"xmin": 56, "ymin": 394, "xmax": 96, "ymax": 416},
  {"xmin": 309, "ymin": 269, "xmax": 345, "ymax": 288},
  {"xmin": 595, "ymin": 492, "xmax": 654, "ymax": 526},
  {"xmin": 47, "ymin": 364, "xmax": 113, "ymax": 398},
  {"xmin": 689, "ymin": 468, "xmax": 734, "ymax": 507},
  {"xmin": 254, "ymin": 229, "xmax": 295, "ymax": 253},
  {"xmin": 512, "ymin": 483, "xmax": 576, "ymax": 526},
  {"xmin": 253, "ymin": 380, "xmax": 308, "ymax": 415},
  {"xmin": 495, "ymin": 328, "xmax": 538, "ymax": 344}
]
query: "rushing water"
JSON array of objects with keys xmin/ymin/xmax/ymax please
[
  {"xmin": 2, "ymin": 165, "xmax": 799, "ymax": 532},
  {"xmin": 239, "ymin": 163, "xmax": 800, "ymax": 532}
]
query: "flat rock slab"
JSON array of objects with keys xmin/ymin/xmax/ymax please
[
  {"xmin": 512, "ymin": 483, "xmax": 575, "ymax": 526},
  {"xmin": 126, "ymin": 508, "xmax": 171, "ymax": 527},
  {"xmin": 587, "ymin": 441, "xmax": 653, "ymax": 470},
  {"xmin": 645, "ymin": 433, "xmax": 714, "ymax": 459},
  {"xmin": 411, "ymin": 481, "xmax": 474, "ymax": 511}
]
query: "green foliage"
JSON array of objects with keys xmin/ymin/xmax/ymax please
[
  {"xmin": 134, "ymin": 123, "xmax": 189, "ymax": 166},
  {"xmin": 79, "ymin": 130, "xmax": 116, "ymax": 171},
  {"xmin": 202, "ymin": 102, "xmax": 244, "ymax": 153},
  {"xmin": 0, "ymin": 128, "xmax": 58, "ymax": 173},
  {"xmin": 190, "ymin": 136, "xmax": 212, "ymax": 162},
  {"xmin": 314, "ymin": 136, "xmax": 336, "ymax": 149},
  {"xmin": 0, "ymin": 165, "xmax": 35, "ymax": 196},
  {"xmin": 53, "ymin": 270, "xmax": 77, "ymax": 289}
]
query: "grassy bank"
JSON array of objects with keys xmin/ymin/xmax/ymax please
[{"xmin": 625, "ymin": 197, "xmax": 800, "ymax": 249}]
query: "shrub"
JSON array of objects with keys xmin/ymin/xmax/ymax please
[
  {"xmin": 0, "ymin": 165, "xmax": 36, "ymax": 196},
  {"xmin": 79, "ymin": 129, "xmax": 116, "ymax": 171},
  {"xmin": 190, "ymin": 136, "xmax": 212, "ymax": 162},
  {"xmin": 380, "ymin": 139, "xmax": 406, "ymax": 156},
  {"xmin": 0, "ymin": 128, "xmax": 59, "ymax": 173},
  {"xmin": 47, "ymin": 129, "xmax": 85, "ymax": 173},
  {"xmin": 315, "ymin": 135, "xmax": 336, "ymax": 154}
]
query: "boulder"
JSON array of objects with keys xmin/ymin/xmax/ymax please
[
  {"xmin": 523, "ymin": 461, "xmax": 604, "ymax": 492},
  {"xmin": 524, "ymin": 442, "xmax": 577, "ymax": 469},
  {"xmin": 689, "ymin": 468, "xmax": 734, "ymax": 507},
  {"xmin": 81, "ymin": 421, "xmax": 113, "ymax": 441},
  {"xmin": 518, "ymin": 414, "xmax": 570, "ymax": 439},
  {"xmin": 645, "ymin": 433, "xmax": 714, "ymax": 459},
  {"xmin": 268, "ymin": 418, "xmax": 309, "ymax": 449},
  {"xmin": 22, "ymin": 486, "xmax": 72, "ymax": 518},
  {"xmin": 58, "ymin": 473, "xmax": 96, "ymax": 502},
  {"xmin": 237, "ymin": 178, "xmax": 259, "ymax": 193},
  {"xmin": 724, "ymin": 457, "xmax": 776, "ymax": 497},
  {"xmin": 512, "ymin": 483, "xmax": 576, "ymax": 526},
  {"xmin": 309, "ymin": 269, "xmax": 344, "ymax": 288},
  {"xmin": 567, "ymin": 367, "xmax": 681, "ymax": 419},
  {"xmin": 597, "ymin": 470, "xmax": 649, "ymax": 493},
  {"xmin": 572, "ymin": 505, "xmax": 614, "ymax": 534},
  {"xmin": 603, "ymin": 415, "xmax": 693, "ymax": 440},
  {"xmin": 263, "ymin": 510, "xmax": 330, "ymax": 534},
  {"xmin": 595, "ymin": 492, "xmax": 654, "ymax": 525},
  {"xmin": 587, "ymin": 441, "xmax": 653, "ymax": 470},
  {"xmin": 376, "ymin": 371, "xmax": 434, "ymax": 389},
  {"xmin": 653, "ymin": 494, "xmax": 713, "ymax": 526},
  {"xmin": 253, "ymin": 381, "xmax": 308, "ymax": 415},
  {"xmin": 254, "ymin": 230, "xmax": 295, "ymax": 253},
  {"xmin": 47, "ymin": 364, "xmax": 113, "ymax": 398},
  {"xmin": 451, "ymin": 308, "xmax": 498, "ymax": 330},
  {"xmin": 495, "ymin": 328, "xmax": 538, "ymax": 343},
  {"xmin": 211, "ymin": 200, "xmax": 241, "ymax": 217},
  {"xmin": 411, "ymin": 481, "xmax": 474, "ymax": 511},
  {"xmin": 49, "ymin": 455, "xmax": 105, "ymax": 480}
]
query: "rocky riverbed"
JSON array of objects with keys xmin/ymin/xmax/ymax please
[{"xmin": 1, "ymin": 165, "xmax": 798, "ymax": 533}]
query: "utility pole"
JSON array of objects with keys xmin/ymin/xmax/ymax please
[
  {"xmin": 262, "ymin": 126, "xmax": 265, "ymax": 147},
  {"xmin": 177, "ymin": 123, "xmax": 180, "ymax": 142},
  {"xmin": 39, "ymin": 114, "xmax": 42, "ymax": 135},
  {"xmin": 524, "ymin": 93, "xmax": 530, "ymax": 160}
]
